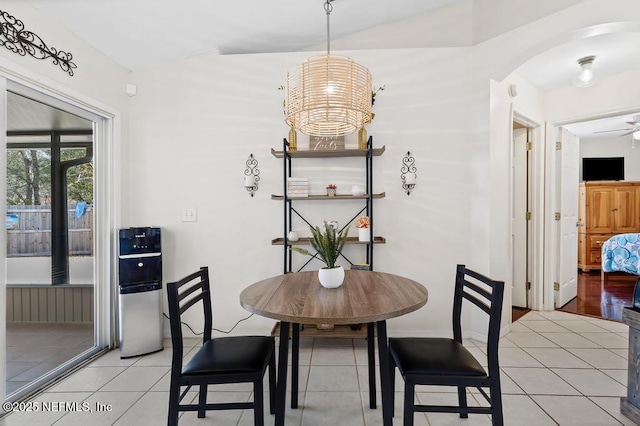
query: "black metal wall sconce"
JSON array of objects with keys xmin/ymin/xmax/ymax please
[
  {"xmin": 0, "ymin": 10, "xmax": 77, "ymax": 76},
  {"xmin": 401, "ymin": 151, "xmax": 417, "ymax": 195},
  {"xmin": 244, "ymin": 154, "xmax": 260, "ymax": 197}
]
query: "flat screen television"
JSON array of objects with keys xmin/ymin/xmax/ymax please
[{"xmin": 582, "ymin": 157, "xmax": 624, "ymax": 181}]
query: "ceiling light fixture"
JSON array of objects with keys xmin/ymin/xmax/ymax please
[
  {"xmin": 573, "ymin": 56, "xmax": 597, "ymax": 88},
  {"xmin": 285, "ymin": 0, "xmax": 372, "ymax": 137}
]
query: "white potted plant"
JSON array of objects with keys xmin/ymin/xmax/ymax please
[{"xmin": 291, "ymin": 222, "xmax": 349, "ymax": 288}]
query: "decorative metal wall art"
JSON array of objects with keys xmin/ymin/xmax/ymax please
[
  {"xmin": 244, "ymin": 154, "xmax": 260, "ymax": 197},
  {"xmin": 0, "ymin": 10, "xmax": 77, "ymax": 76},
  {"xmin": 401, "ymin": 151, "xmax": 417, "ymax": 195}
]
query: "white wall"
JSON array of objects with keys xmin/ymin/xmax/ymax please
[
  {"xmin": 128, "ymin": 47, "xmax": 477, "ymax": 337},
  {"xmin": 545, "ymin": 68, "xmax": 640, "ymax": 124}
]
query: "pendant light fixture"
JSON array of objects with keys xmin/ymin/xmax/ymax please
[
  {"xmin": 285, "ymin": 0, "xmax": 372, "ymax": 137},
  {"xmin": 573, "ymin": 56, "xmax": 597, "ymax": 88}
]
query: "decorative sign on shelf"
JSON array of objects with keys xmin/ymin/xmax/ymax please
[
  {"xmin": 311, "ymin": 135, "xmax": 345, "ymax": 151},
  {"xmin": 0, "ymin": 9, "xmax": 77, "ymax": 76}
]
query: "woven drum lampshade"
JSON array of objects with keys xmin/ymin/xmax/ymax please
[{"xmin": 285, "ymin": 54, "xmax": 372, "ymax": 137}]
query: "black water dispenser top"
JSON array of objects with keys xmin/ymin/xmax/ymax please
[{"xmin": 119, "ymin": 227, "xmax": 161, "ymax": 256}]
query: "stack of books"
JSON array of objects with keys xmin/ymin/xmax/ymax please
[{"xmin": 287, "ymin": 177, "xmax": 309, "ymax": 197}]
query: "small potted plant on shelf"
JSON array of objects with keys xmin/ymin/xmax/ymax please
[
  {"xmin": 291, "ymin": 222, "xmax": 350, "ymax": 288},
  {"xmin": 326, "ymin": 184, "xmax": 337, "ymax": 197},
  {"xmin": 355, "ymin": 216, "xmax": 370, "ymax": 242}
]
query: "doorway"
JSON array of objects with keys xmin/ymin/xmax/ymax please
[
  {"xmin": 511, "ymin": 121, "xmax": 532, "ymax": 312},
  {"xmin": 511, "ymin": 111, "xmax": 544, "ymax": 318},
  {"xmin": 551, "ymin": 111, "xmax": 640, "ymax": 320}
]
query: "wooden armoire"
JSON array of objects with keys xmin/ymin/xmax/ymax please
[{"xmin": 578, "ymin": 181, "xmax": 640, "ymax": 271}]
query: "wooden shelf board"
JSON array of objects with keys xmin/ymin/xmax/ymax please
[
  {"xmin": 271, "ymin": 192, "xmax": 385, "ymax": 200},
  {"xmin": 271, "ymin": 146, "xmax": 385, "ymax": 159},
  {"xmin": 271, "ymin": 322, "xmax": 369, "ymax": 339},
  {"xmin": 272, "ymin": 236, "xmax": 386, "ymax": 246}
]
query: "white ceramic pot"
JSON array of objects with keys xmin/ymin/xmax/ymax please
[
  {"xmin": 358, "ymin": 227, "xmax": 370, "ymax": 242},
  {"xmin": 287, "ymin": 231, "xmax": 299, "ymax": 242},
  {"xmin": 318, "ymin": 266, "xmax": 345, "ymax": 288}
]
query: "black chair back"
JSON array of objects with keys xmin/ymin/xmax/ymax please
[
  {"xmin": 388, "ymin": 264, "xmax": 506, "ymax": 425},
  {"xmin": 167, "ymin": 267, "xmax": 212, "ymax": 363},
  {"xmin": 453, "ymin": 264, "xmax": 505, "ymax": 374}
]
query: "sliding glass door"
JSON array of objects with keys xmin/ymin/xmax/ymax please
[{"xmin": 4, "ymin": 84, "xmax": 109, "ymax": 401}]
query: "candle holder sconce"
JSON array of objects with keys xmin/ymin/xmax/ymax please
[
  {"xmin": 401, "ymin": 151, "xmax": 417, "ymax": 195},
  {"xmin": 244, "ymin": 154, "xmax": 260, "ymax": 197}
]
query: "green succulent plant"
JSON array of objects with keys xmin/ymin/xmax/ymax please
[{"xmin": 291, "ymin": 222, "xmax": 349, "ymax": 269}]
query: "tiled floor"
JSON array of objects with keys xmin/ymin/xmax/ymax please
[
  {"xmin": 6, "ymin": 322, "xmax": 94, "ymax": 395},
  {"xmin": 1, "ymin": 310, "xmax": 634, "ymax": 425}
]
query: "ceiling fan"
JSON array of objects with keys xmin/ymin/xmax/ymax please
[{"xmin": 594, "ymin": 114, "xmax": 640, "ymax": 137}]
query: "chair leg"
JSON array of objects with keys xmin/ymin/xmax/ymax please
[
  {"xmin": 490, "ymin": 382, "xmax": 504, "ymax": 426},
  {"xmin": 457, "ymin": 386, "xmax": 468, "ymax": 418},
  {"xmin": 403, "ymin": 381, "xmax": 415, "ymax": 426},
  {"xmin": 269, "ymin": 349, "xmax": 276, "ymax": 415},
  {"xmin": 367, "ymin": 322, "xmax": 377, "ymax": 409},
  {"xmin": 168, "ymin": 380, "xmax": 180, "ymax": 426},
  {"xmin": 254, "ymin": 380, "xmax": 264, "ymax": 426},
  {"xmin": 389, "ymin": 356, "xmax": 396, "ymax": 417},
  {"xmin": 291, "ymin": 322, "xmax": 299, "ymax": 409},
  {"xmin": 275, "ymin": 321, "xmax": 290, "ymax": 426},
  {"xmin": 197, "ymin": 384, "xmax": 207, "ymax": 418}
]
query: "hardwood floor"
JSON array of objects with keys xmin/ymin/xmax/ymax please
[
  {"xmin": 557, "ymin": 270, "xmax": 637, "ymax": 322},
  {"xmin": 512, "ymin": 306, "xmax": 531, "ymax": 322}
]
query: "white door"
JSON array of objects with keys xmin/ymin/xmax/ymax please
[
  {"xmin": 512, "ymin": 127, "xmax": 528, "ymax": 307},
  {"xmin": 556, "ymin": 127, "xmax": 579, "ymax": 307}
]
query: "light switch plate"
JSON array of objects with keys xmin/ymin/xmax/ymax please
[{"xmin": 181, "ymin": 207, "xmax": 197, "ymax": 222}]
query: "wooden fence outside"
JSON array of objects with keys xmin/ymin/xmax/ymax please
[{"xmin": 6, "ymin": 205, "xmax": 93, "ymax": 257}]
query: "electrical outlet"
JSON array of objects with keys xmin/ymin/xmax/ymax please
[{"xmin": 181, "ymin": 207, "xmax": 197, "ymax": 222}]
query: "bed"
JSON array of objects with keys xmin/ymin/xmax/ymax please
[{"xmin": 601, "ymin": 233, "xmax": 640, "ymax": 279}]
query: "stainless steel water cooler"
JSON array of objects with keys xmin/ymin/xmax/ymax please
[{"xmin": 118, "ymin": 227, "xmax": 163, "ymax": 358}]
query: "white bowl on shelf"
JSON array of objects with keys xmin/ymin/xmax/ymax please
[{"xmin": 351, "ymin": 185, "xmax": 365, "ymax": 196}]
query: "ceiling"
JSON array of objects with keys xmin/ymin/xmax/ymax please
[
  {"xmin": 14, "ymin": 0, "xmax": 640, "ymax": 138},
  {"xmin": 516, "ymin": 32, "xmax": 640, "ymax": 91},
  {"xmin": 25, "ymin": 0, "xmax": 459, "ymax": 71}
]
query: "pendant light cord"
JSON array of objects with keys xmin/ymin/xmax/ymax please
[{"xmin": 324, "ymin": 0, "xmax": 333, "ymax": 54}]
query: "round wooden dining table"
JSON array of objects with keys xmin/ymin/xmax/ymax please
[{"xmin": 240, "ymin": 269, "xmax": 428, "ymax": 426}]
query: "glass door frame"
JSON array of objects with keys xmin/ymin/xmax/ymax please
[{"xmin": 1, "ymin": 73, "xmax": 120, "ymax": 402}]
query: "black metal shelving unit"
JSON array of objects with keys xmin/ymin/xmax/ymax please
[{"xmin": 271, "ymin": 136, "xmax": 386, "ymax": 274}]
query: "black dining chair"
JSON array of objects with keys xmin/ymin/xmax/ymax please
[
  {"xmin": 388, "ymin": 264, "xmax": 505, "ymax": 426},
  {"xmin": 166, "ymin": 267, "xmax": 276, "ymax": 426}
]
